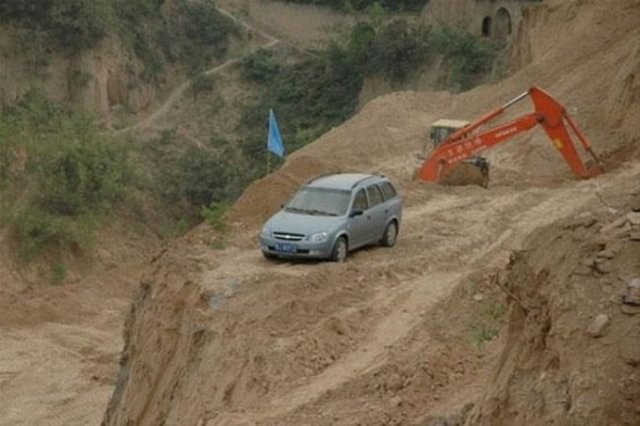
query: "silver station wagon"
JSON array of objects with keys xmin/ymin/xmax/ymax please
[{"xmin": 260, "ymin": 173, "xmax": 403, "ymax": 262}]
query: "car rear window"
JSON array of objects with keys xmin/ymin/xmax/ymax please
[{"xmin": 379, "ymin": 181, "xmax": 397, "ymax": 201}]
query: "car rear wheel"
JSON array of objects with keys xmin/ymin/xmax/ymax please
[
  {"xmin": 381, "ymin": 221, "xmax": 398, "ymax": 247},
  {"xmin": 331, "ymin": 237, "xmax": 348, "ymax": 262}
]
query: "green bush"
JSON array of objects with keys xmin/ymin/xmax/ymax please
[
  {"xmin": 47, "ymin": 0, "xmax": 112, "ymax": 52},
  {"xmin": 167, "ymin": 0, "xmax": 240, "ymax": 75},
  {"xmin": 0, "ymin": 90, "xmax": 131, "ymax": 257},
  {"xmin": 241, "ymin": 49, "xmax": 281, "ymax": 82},
  {"xmin": 30, "ymin": 130, "xmax": 129, "ymax": 216},
  {"xmin": 364, "ymin": 19, "xmax": 431, "ymax": 82},
  {"xmin": 201, "ymin": 201, "xmax": 230, "ymax": 232},
  {"xmin": 154, "ymin": 138, "xmax": 242, "ymax": 208},
  {"xmin": 432, "ymin": 27, "xmax": 495, "ymax": 91},
  {"xmin": 0, "ymin": 0, "xmax": 113, "ymax": 53},
  {"xmin": 176, "ymin": 147, "xmax": 236, "ymax": 206},
  {"xmin": 14, "ymin": 209, "xmax": 96, "ymax": 258}
]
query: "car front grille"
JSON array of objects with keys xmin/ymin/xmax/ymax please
[{"xmin": 273, "ymin": 232, "xmax": 305, "ymax": 241}]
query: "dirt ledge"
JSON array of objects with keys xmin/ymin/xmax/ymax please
[{"xmin": 466, "ymin": 195, "xmax": 640, "ymax": 426}]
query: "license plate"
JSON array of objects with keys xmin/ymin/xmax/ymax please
[{"xmin": 275, "ymin": 243, "xmax": 297, "ymax": 253}]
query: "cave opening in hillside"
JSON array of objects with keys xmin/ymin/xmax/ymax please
[
  {"xmin": 495, "ymin": 7, "xmax": 512, "ymax": 38},
  {"xmin": 482, "ymin": 16, "xmax": 492, "ymax": 36}
]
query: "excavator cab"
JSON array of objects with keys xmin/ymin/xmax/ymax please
[
  {"xmin": 430, "ymin": 119, "xmax": 470, "ymax": 147},
  {"xmin": 425, "ymin": 119, "xmax": 490, "ymax": 188}
]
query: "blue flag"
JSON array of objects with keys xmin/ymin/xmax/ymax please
[{"xmin": 267, "ymin": 108, "xmax": 285, "ymax": 158}]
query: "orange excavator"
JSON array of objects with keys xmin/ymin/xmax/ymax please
[{"xmin": 417, "ymin": 86, "xmax": 603, "ymax": 186}]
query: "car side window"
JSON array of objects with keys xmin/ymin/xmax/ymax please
[
  {"xmin": 366, "ymin": 184, "xmax": 384, "ymax": 207},
  {"xmin": 352, "ymin": 189, "xmax": 368, "ymax": 211},
  {"xmin": 379, "ymin": 181, "xmax": 397, "ymax": 201}
]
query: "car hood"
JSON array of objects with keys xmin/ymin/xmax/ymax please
[{"xmin": 266, "ymin": 210, "xmax": 343, "ymax": 235}]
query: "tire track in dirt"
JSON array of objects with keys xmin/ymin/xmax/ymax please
[{"xmin": 258, "ymin": 272, "xmax": 462, "ymax": 422}]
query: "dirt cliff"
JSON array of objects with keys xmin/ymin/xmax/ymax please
[
  {"xmin": 100, "ymin": 0, "xmax": 640, "ymax": 425},
  {"xmin": 466, "ymin": 192, "xmax": 640, "ymax": 426},
  {"xmin": 0, "ymin": 31, "xmax": 159, "ymax": 123}
]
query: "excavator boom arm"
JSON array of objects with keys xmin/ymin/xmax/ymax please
[
  {"xmin": 418, "ymin": 113, "xmax": 540, "ymax": 181},
  {"xmin": 418, "ymin": 87, "xmax": 603, "ymax": 183},
  {"xmin": 529, "ymin": 87, "xmax": 601, "ymax": 178}
]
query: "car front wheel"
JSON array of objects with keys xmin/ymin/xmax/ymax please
[
  {"xmin": 263, "ymin": 251, "xmax": 278, "ymax": 261},
  {"xmin": 381, "ymin": 221, "xmax": 398, "ymax": 247},
  {"xmin": 331, "ymin": 237, "xmax": 348, "ymax": 262}
]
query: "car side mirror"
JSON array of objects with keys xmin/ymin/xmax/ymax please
[{"xmin": 349, "ymin": 209, "xmax": 363, "ymax": 218}]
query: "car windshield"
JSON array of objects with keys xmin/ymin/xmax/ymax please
[{"xmin": 285, "ymin": 187, "xmax": 351, "ymax": 216}]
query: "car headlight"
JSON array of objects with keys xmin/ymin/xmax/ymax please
[
  {"xmin": 306, "ymin": 232, "xmax": 329, "ymax": 243},
  {"xmin": 260, "ymin": 226, "xmax": 271, "ymax": 238}
]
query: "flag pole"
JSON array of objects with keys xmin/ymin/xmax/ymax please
[
  {"xmin": 267, "ymin": 150, "xmax": 271, "ymax": 174},
  {"xmin": 267, "ymin": 109, "xmax": 271, "ymax": 175}
]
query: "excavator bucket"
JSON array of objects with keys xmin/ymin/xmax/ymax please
[
  {"xmin": 424, "ymin": 120, "xmax": 490, "ymax": 188},
  {"xmin": 440, "ymin": 161, "xmax": 489, "ymax": 188}
]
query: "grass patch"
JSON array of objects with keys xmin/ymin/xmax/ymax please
[
  {"xmin": 201, "ymin": 201, "xmax": 230, "ymax": 232},
  {"xmin": 201, "ymin": 201, "xmax": 230, "ymax": 249},
  {"xmin": 51, "ymin": 260, "xmax": 68, "ymax": 285},
  {"xmin": 468, "ymin": 301, "xmax": 506, "ymax": 348},
  {"xmin": 158, "ymin": 217, "xmax": 192, "ymax": 240},
  {"xmin": 469, "ymin": 323, "xmax": 499, "ymax": 348},
  {"xmin": 483, "ymin": 302, "xmax": 507, "ymax": 321}
]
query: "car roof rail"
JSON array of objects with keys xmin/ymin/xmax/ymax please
[
  {"xmin": 305, "ymin": 172, "xmax": 386, "ymax": 188},
  {"xmin": 306, "ymin": 172, "xmax": 341, "ymax": 185},
  {"xmin": 351, "ymin": 174, "xmax": 381, "ymax": 189}
]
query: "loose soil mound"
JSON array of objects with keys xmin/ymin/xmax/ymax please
[{"xmin": 230, "ymin": 155, "xmax": 343, "ymax": 229}]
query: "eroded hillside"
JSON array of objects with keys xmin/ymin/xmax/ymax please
[{"xmin": 101, "ymin": 0, "xmax": 640, "ymax": 425}]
